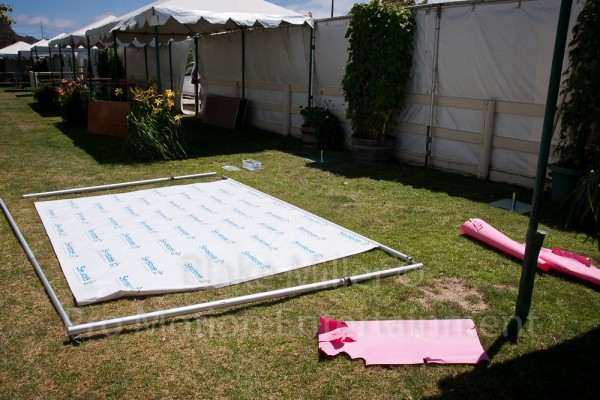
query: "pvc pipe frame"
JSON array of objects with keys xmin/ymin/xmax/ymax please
[
  {"xmin": 4, "ymin": 175, "xmax": 422, "ymax": 342},
  {"xmin": 68, "ymin": 263, "xmax": 423, "ymax": 336},
  {"xmin": 22, "ymin": 172, "xmax": 217, "ymax": 198}
]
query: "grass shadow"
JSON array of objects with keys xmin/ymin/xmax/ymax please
[
  {"xmin": 56, "ymin": 121, "xmax": 128, "ymax": 164},
  {"xmin": 181, "ymin": 117, "xmax": 303, "ymax": 157},
  {"xmin": 51, "ymin": 112, "xmax": 575, "ymax": 234},
  {"xmin": 53, "ymin": 115, "xmax": 307, "ymax": 165},
  {"xmin": 424, "ymin": 326, "xmax": 600, "ymax": 399},
  {"xmin": 303, "ymin": 155, "xmax": 580, "ymax": 233},
  {"xmin": 28, "ymin": 101, "xmax": 60, "ymax": 118}
]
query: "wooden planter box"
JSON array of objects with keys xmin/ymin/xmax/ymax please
[{"xmin": 87, "ymin": 100, "xmax": 130, "ymax": 137}]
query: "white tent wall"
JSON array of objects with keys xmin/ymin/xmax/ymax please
[
  {"xmin": 312, "ymin": 17, "xmax": 352, "ymax": 138},
  {"xmin": 309, "ymin": 0, "xmax": 584, "ymax": 188},
  {"xmin": 244, "ymin": 26, "xmax": 311, "ymax": 134},
  {"xmin": 123, "ymin": 40, "xmax": 190, "ymax": 87},
  {"xmin": 196, "ymin": 26, "xmax": 312, "ymax": 134},
  {"xmin": 392, "ymin": 0, "xmax": 585, "ymax": 187},
  {"xmin": 197, "ymin": 31, "xmax": 243, "ymax": 98}
]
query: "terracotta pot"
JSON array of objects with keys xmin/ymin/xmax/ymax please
[{"xmin": 351, "ymin": 135, "xmax": 395, "ymax": 164}]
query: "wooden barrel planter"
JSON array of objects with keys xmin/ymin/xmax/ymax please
[
  {"xmin": 301, "ymin": 126, "xmax": 318, "ymax": 149},
  {"xmin": 351, "ymin": 135, "xmax": 395, "ymax": 164}
]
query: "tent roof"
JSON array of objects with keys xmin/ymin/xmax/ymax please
[
  {"xmin": 49, "ymin": 15, "xmax": 119, "ymax": 47},
  {"xmin": 0, "ymin": 41, "xmax": 33, "ymax": 58},
  {"xmin": 87, "ymin": 0, "xmax": 313, "ymax": 45}
]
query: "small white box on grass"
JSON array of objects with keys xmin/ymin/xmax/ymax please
[{"xmin": 242, "ymin": 159, "xmax": 261, "ymax": 171}]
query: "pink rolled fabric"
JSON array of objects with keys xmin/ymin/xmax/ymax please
[{"xmin": 461, "ymin": 218, "xmax": 599, "ymax": 286}]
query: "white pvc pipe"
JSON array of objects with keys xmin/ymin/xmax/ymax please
[
  {"xmin": 22, "ymin": 172, "xmax": 217, "ymax": 198},
  {"xmin": 0, "ymin": 198, "xmax": 73, "ymax": 329},
  {"xmin": 67, "ymin": 263, "xmax": 423, "ymax": 336}
]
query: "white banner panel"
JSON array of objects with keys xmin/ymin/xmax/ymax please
[{"xmin": 35, "ymin": 179, "xmax": 378, "ymax": 305}]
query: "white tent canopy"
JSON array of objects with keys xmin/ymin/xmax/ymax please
[
  {"xmin": 87, "ymin": 0, "xmax": 313, "ymax": 45},
  {"xmin": 49, "ymin": 15, "xmax": 119, "ymax": 47},
  {"xmin": 0, "ymin": 41, "xmax": 32, "ymax": 60},
  {"xmin": 83, "ymin": 0, "xmax": 314, "ymax": 112}
]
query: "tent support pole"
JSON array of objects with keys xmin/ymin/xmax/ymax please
[
  {"xmin": 308, "ymin": 25, "xmax": 315, "ymax": 107},
  {"xmin": 48, "ymin": 45, "xmax": 55, "ymax": 87},
  {"xmin": 144, "ymin": 45, "xmax": 149, "ymax": 83},
  {"xmin": 112, "ymin": 31, "xmax": 118, "ymax": 84},
  {"xmin": 67, "ymin": 263, "xmax": 423, "ymax": 337},
  {"xmin": 0, "ymin": 198, "xmax": 76, "ymax": 340},
  {"xmin": 58, "ymin": 45, "xmax": 64, "ymax": 80},
  {"xmin": 241, "ymin": 28, "xmax": 246, "ymax": 99},
  {"xmin": 194, "ymin": 36, "xmax": 199, "ymax": 117},
  {"xmin": 22, "ymin": 172, "xmax": 217, "ymax": 198},
  {"xmin": 507, "ymin": 0, "xmax": 573, "ymax": 343},
  {"xmin": 154, "ymin": 25, "xmax": 162, "ymax": 92},
  {"xmin": 168, "ymin": 40, "xmax": 173, "ymax": 90},
  {"xmin": 86, "ymin": 36, "xmax": 93, "ymax": 88},
  {"xmin": 123, "ymin": 44, "xmax": 128, "ymax": 82},
  {"xmin": 71, "ymin": 38, "xmax": 77, "ymax": 81},
  {"xmin": 425, "ymin": 5, "xmax": 441, "ymax": 169}
]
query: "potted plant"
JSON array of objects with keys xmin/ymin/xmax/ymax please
[
  {"xmin": 551, "ymin": 0, "xmax": 599, "ymax": 203},
  {"xmin": 342, "ymin": 0, "xmax": 415, "ymax": 164},
  {"xmin": 56, "ymin": 79, "xmax": 95, "ymax": 124},
  {"xmin": 299, "ymin": 102, "xmax": 341, "ymax": 149}
]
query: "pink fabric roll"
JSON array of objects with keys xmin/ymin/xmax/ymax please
[{"xmin": 461, "ymin": 218, "xmax": 599, "ymax": 286}]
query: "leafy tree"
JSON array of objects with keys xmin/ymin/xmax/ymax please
[{"xmin": 0, "ymin": 3, "xmax": 14, "ymax": 25}]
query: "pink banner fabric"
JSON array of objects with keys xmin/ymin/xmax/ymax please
[
  {"xmin": 318, "ymin": 317, "xmax": 489, "ymax": 365},
  {"xmin": 461, "ymin": 218, "xmax": 599, "ymax": 286}
]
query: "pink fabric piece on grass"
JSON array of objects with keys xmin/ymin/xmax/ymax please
[
  {"xmin": 318, "ymin": 317, "xmax": 489, "ymax": 365},
  {"xmin": 461, "ymin": 218, "xmax": 600, "ymax": 286}
]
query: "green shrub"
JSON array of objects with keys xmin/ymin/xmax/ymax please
[
  {"xmin": 126, "ymin": 85, "xmax": 186, "ymax": 160},
  {"xmin": 56, "ymin": 80, "xmax": 95, "ymax": 124},
  {"xmin": 342, "ymin": 0, "xmax": 415, "ymax": 140},
  {"xmin": 33, "ymin": 84, "xmax": 57, "ymax": 105}
]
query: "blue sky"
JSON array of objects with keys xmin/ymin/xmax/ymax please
[{"xmin": 9, "ymin": 0, "xmax": 362, "ymax": 39}]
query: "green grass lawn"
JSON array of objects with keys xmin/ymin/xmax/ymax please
[{"xmin": 1, "ymin": 88, "xmax": 599, "ymax": 399}]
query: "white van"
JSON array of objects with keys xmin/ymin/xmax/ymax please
[{"xmin": 181, "ymin": 62, "xmax": 199, "ymax": 99}]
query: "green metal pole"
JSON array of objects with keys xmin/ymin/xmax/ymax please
[
  {"xmin": 154, "ymin": 25, "xmax": 162, "ymax": 92},
  {"xmin": 508, "ymin": 0, "xmax": 573, "ymax": 343}
]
